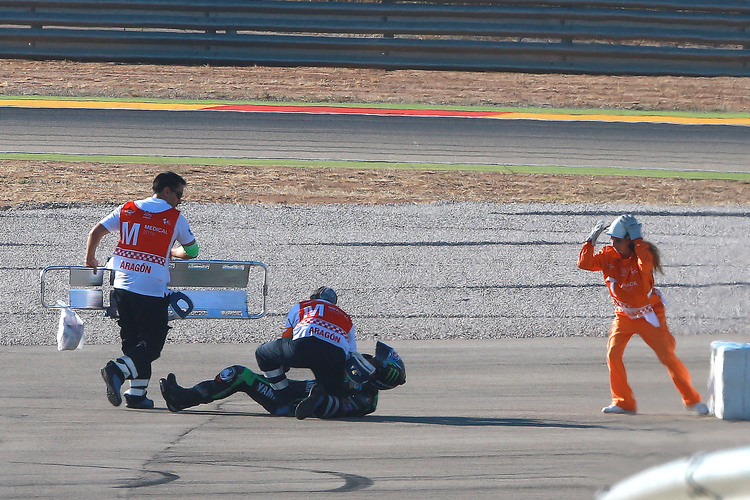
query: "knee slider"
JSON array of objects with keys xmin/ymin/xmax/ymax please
[{"xmin": 215, "ymin": 365, "xmax": 243, "ymax": 383}]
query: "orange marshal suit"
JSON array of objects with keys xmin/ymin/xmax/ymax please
[{"xmin": 578, "ymin": 239, "xmax": 702, "ymax": 412}]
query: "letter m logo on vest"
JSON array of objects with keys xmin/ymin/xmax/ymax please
[
  {"xmin": 121, "ymin": 222, "xmax": 141, "ymax": 246},
  {"xmin": 303, "ymin": 304, "xmax": 325, "ymax": 317}
]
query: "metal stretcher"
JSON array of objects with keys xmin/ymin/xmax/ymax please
[{"xmin": 40, "ymin": 260, "xmax": 269, "ymax": 320}]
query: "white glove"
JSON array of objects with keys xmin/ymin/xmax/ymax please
[
  {"xmin": 585, "ymin": 220, "xmax": 608, "ymax": 243},
  {"xmin": 620, "ymin": 214, "xmax": 643, "ymax": 240}
]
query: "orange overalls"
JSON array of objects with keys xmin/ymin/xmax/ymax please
[{"xmin": 578, "ymin": 239, "xmax": 702, "ymax": 412}]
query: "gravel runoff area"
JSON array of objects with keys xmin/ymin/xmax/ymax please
[{"xmin": 2, "ymin": 201, "xmax": 748, "ymax": 346}]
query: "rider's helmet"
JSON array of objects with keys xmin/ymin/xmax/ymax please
[
  {"xmin": 364, "ymin": 341, "xmax": 406, "ymax": 390},
  {"xmin": 310, "ymin": 286, "xmax": 337, "ymax": 304}
]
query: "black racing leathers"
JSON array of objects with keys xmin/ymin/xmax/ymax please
[{"xmin": 160, "ymin": 365, "xmax": 378, "ymax": 418}]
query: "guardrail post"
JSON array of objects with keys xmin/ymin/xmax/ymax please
[
  {"xmin": 560, "ymin": 6, "xmax": 572, "ymax": 46},
  {"xmin": 382, "ymin": 0, "xmax": 394, "ymax": 39}
]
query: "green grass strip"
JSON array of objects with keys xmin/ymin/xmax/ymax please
[
  {"xmin": 2, "ymin": 152, "xmax": 748, "ymax": 181},
  {"xmin": 3, "ymin": 95, "xmax": 750, "ymax": 119}
]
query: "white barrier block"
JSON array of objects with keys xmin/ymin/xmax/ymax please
[{"xmin": 708, "ymin": 341, "xmax": 750, "ymax": 420}]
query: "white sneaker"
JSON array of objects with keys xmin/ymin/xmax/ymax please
[
  {"xmin": 601, "ymin": 404, "xmax": 636, "ymax": 415},
  {"xmin": 688, "ymin": 402, "xmax": 710, "ymax": 416}
]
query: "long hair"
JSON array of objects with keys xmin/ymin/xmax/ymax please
[{"xmin": 643, "ymin": 240, "xmax": 663, "ymax": 274}]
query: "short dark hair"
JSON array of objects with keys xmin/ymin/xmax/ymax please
[{"xmin": 152, "ymin": 171, "xmax": 187, "ymax": 193}]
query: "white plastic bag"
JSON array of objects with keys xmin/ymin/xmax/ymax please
[{"xmin": 56, "ymin": 301, "xmax": 84, "ymax": 351}]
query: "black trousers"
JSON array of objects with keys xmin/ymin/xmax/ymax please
[
  {"xmin": 113, "ymin": 288, "xmax": 170, "ymax": 380},
  {"xmin": 255, "ymin": 336, "xmax": 347, "ymax": 395}
]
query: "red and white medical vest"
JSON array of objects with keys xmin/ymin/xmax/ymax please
[
  {"xmin": 288, "ymin": 299, "xmax": 356, "ymax": 354},
  {"xmin": 109, "ymin": 201, "xmax": 180, "ymax": 283}
]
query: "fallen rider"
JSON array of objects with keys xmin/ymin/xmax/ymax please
[{"xmin": 159, "ymin": 341, "xmax": 406, "ymax": 419}]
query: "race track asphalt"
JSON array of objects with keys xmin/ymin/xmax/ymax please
[
  {"xmin": 3, "ymin": 336, "xmax": 750, "ymax": 499},
  {"xmin": 3, "ymin": 106, "xmax": 750, "ymax": 172}
]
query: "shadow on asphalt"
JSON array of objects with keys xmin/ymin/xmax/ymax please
[{"xmin": 162, "ymin": 408, "xmax": 607, "ymax": 429}]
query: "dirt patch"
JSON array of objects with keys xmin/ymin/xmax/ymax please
[
  {"xmin": 2, "ymin": 162, "xmax": 748, "ymax": 208},
  {"xmin": 4, "ymin": 60, "xmax": 750, "ymax": 112},
  {"xmin": 2, "ymin": 60, "xmax": 749, "ymax": 207}
]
